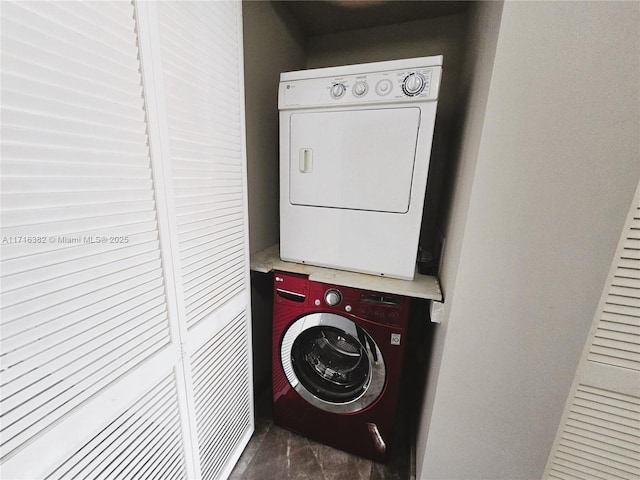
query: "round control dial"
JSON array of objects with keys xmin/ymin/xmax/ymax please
[
  {"xmin": 330, "ymin": 83, "xmax": 346, "ymax": 99},
  {"xmin": 402, "ymin": 72, "xmax": 426, "ymax": 96},
  {"xmin": 352, "ymin": 81, "xmax": 368, "ymax": 97},
  {"xmin": 324, "ymin": 289, "xmax": 342, "ymax": 306},
  {"xmin": 375, "ymin": 79, "xmax": 393, "ymax": 96}
]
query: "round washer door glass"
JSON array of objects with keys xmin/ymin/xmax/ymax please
[{"xmin": 281, "ymin": 312, "xmax": 386, "ymax": 414}]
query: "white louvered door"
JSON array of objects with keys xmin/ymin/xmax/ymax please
[
  {"xmin": 137, "ymin": 1, "xmax": 254, "ymax": 478},
  {"xmin": 1, "ymin": 1, "xmax": 253, "ymax": 479},
  {"xmin": 544, "ymin": 181, "xmax": 640, "ymax": 479},
  {"xmin": 0, "ymin": 2, "xmax": 191, "ymax": 478}
]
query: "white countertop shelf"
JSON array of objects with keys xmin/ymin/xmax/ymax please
[{"xmin": 250, "ymin": 244, "xmax": 442, "ymax": 302}]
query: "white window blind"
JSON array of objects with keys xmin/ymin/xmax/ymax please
[{"xmin": 545, "ymin": 184, "xmax": 640, "ymax": 479}]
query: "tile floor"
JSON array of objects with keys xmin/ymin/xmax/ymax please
[{"xmin": 229, "ymin": 394, "xmax": 412, "ymax": 480}]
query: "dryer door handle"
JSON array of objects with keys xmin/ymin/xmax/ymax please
[
  {"xmin": 276, "ymin": 288, "xmax": 306, "ymax": 303},
  {"xmin": 299, "ymin": 148, "xmax": 313, "ymax": 173}
]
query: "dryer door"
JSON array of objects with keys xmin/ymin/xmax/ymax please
[
  {"xmin": 289, "ymin": 108, "xmax": 420, "ymax": 214},
  {"xmin": 281, "ymin": 312, "xmax": 385, "ymax": 414}
]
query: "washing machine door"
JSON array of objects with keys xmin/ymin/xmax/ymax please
[{"xmin": 281, "ymin": 312, "xmax": 386, "ymax": 414}]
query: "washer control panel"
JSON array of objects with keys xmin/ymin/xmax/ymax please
[
  {"xmin": 308, "ymin": 281, "xmax": 410, "ymax": 327},
  {"xmin": 280, "ymin": 64, "xmax": 441, "ymax": 109}
]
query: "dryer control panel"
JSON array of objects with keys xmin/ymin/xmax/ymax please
[{"xmin": 279, "ymin": 56, "xmax": 442, "ymax": 110}]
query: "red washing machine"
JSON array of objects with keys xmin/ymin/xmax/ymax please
[{"xmin": 272, "ymin": 271, "xmax": 410, "ymax": 462}]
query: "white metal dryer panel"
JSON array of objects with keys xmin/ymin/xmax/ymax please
[{"xmin": 289, "ymin": 108, "xmax": 420, "ymax": 213}]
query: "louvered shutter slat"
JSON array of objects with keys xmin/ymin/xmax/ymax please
[
  {"xmin": 181, "ymin": 237, "xmax": 244, "ymax": 274},
  {"xmin": 2, "ymin": 315, "xmax": 168, "ymax": 414},
  {"xmin": 601, "ymin": 311, "xmax": 640, "ymax": 327},
  {"xmin": 179, "ymin": 221, "xmax": 243, "ymax": 248},
  {"xmin": 2, "ymin": 56, "xmax": 143, "ymax": 108},
  {"xmin": 2, "ymin": 38, "xmax": 141, "ymax": 94},
  {"xmin": 1, "ymin": 232, "xmax": 158, "ymax": 276},
  {"xmin": 191, "ymin": 312, "xmax": 251, "ymax": 480},
  {"xmin": 2, "ymin": 110, "xmax": 145, "ymax": 143},
  {"xmin": 165, "ymin": 108, "xmax": 240, "ymax": 138},
  {"xmin": 45, "ymin": 376, "xmax": 187, "ymax": 480},
  {"xmin": 1, "ymin": 276, "xmax": 164, "ymax": 344},
  {"xmin": 3, "ymin": 240, "xmax": 159, "ymax": 290},
  {"xmin": 0, "ymin": 160, "xmax": 150, "ymax": 181},
  {"xmin": 2, "ymin": 191, "xmax": 153, "ymax": 211},
  {"xmin": 1, "ymin": 298, "xmax": 167, "ymax": 381},
  {"xmin": 1, "ymin": 215, "xmax": 154, "ymax": 245},
  {"xmin": 588, "ymin": 209, "xmax": 640, "ymax": 371},
  {"xmin": 2, "ymin": 143, "xmax": 149, "ymax": 167},
  {"xmin": 2, "ymin": 327, "xmax": 170, "ymax": 457},
  {"xmin": 1, "ymin": 3, "xmax": 137, "ymax": 68},
  {"xmin": 615, "ymin": 266, "xmax": 640, "ymax": 279},
  {"xmin": 565, "ymin": 417, "xmax": 640, "ymax": 449},
  {"xmin": 1, "ymin": 259, "xmax": 162, "ymax": 323},
  {"xmin": 603, "ymin": 303, "xmax": 640, "ymax": 321},
  {"xmin": 593, "ymin": 330, "xmax": 640, "ymax": 349},
  {"xmin": 3, "ymin": 91, "xmax": 145, "ymax": 131},
  {"xmin": 159, "ymin": 8, "xmax": 237, "ymax": 65},
  {"xmin": 169, "ymin": 118, "xmax": 241, "ymax": 144},
  {"xmin": 1, "ymin": 18, "xmax": 139, "ymax": 75},
  {"xmin": 563, "ymin": 428, "xmax": 639, "ymax": 458},
  {"xmin": 1, "ymin": 201, "xmax": 156, "ymax": 229},
  {"xmin": 16, "ymin": 2, "xmax": 135, "ymax": 54},
  {"xmin": 1, "ymin": 250, "xmax": 160, "ymax": 309}
]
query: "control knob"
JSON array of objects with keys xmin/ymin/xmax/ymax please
[
  {"xmin": 330, "ymin": 83, "xmax": 346, "ymax": 99},
  {"xmin": 402, "ymin": 72, "xmax": 426, "ymax": 96},
  {"xmin": 324, "ymin": 289, "xmax": 342, "ymax": 306},
  {"xmin": 353, "ymin": 81, "xmax": 368, "ymax": 97}
]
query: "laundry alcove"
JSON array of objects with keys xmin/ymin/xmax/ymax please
[{"xmin": 242, "ymin": 2, "xmax": 640, "ymax": 480}]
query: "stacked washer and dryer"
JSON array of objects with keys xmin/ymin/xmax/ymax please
[{"xmin": 272, "ymin": 56, "xmax": 442, "ymax": 461}]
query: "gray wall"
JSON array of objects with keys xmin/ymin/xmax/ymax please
[
  {"xmin": 306, "ymin": 14, "xmax": 469, "ymax": 136},
  {"xmin": 418, "ymin": 2, "xmax": 640, "ymax": 478},
  {"xmin": 242, "ymin": 1, "xmax": 305, "ymax": 391},
  {"xmin": 243, "ymin": 1, "xmax": 305, "ymax": 255},
  {"xmin": 415, "ymin": 1, "xmax": 504, "ymax": 476}
]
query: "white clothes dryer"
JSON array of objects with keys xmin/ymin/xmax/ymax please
[{"xmin": 279, "ymin": 56, "xmax": 442, "ymax": 280}]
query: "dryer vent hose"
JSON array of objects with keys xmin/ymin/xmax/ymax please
[{"xmin": 367, "ymin": 422, "xmax": 386, "ymax": 454}]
